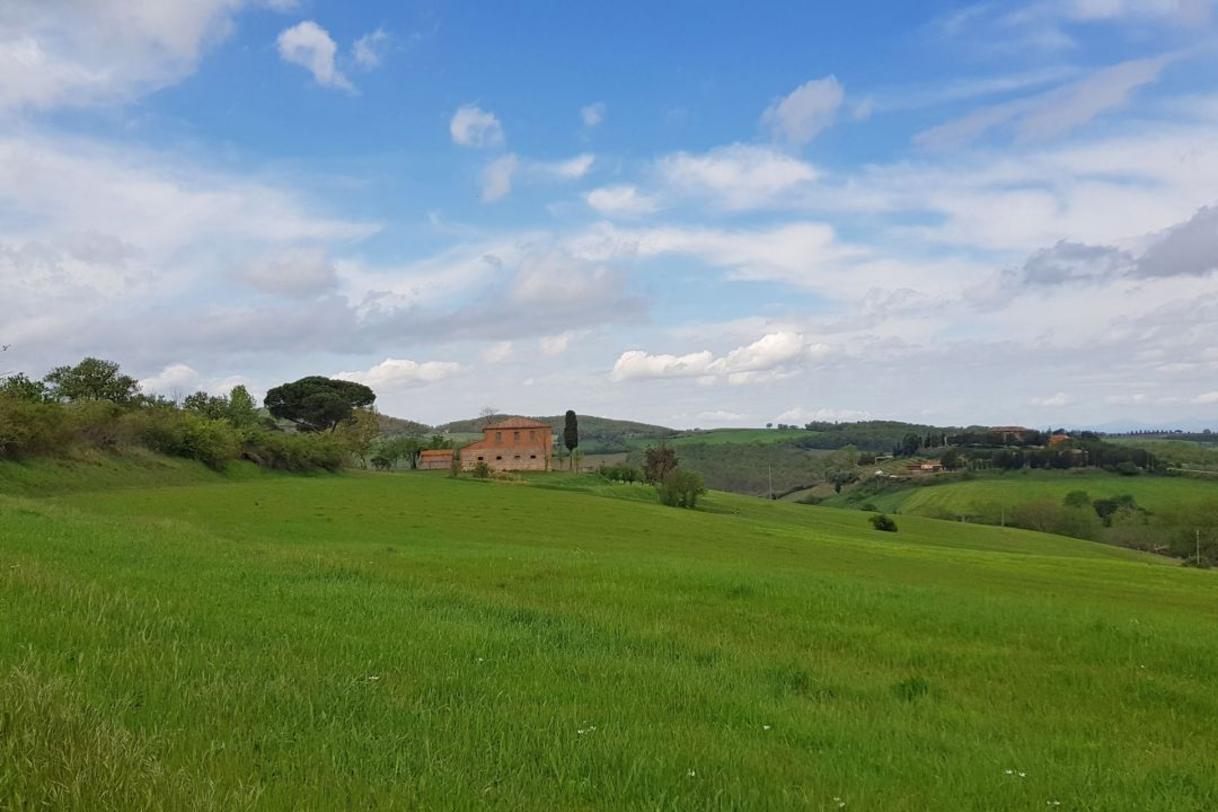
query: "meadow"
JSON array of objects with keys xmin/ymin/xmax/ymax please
[
  {"xmin": 2, "ymin": 460, "xmax": 1217, "ymax": 809},
  {"xmin": 833, "ymin": 470, "xmax": 1218, "ymax": 520}
]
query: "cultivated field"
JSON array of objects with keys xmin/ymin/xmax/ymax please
[
  {"xmin": 2, "ymin": 462, "xmax": 1217, "ymax": 809},
  {"xmin": 836, "ymin": 470, "xmax": 1218, "ymax": 519}
]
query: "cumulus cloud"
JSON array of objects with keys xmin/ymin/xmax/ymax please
[
  {"xmin": 352, "ymin": 27, "xmax": 389, "ymax": 69},
  {"xmin": 611, "ymin": 332, "xmax": 829, "ymax": 383},
  {"xmin": 450, "ymin": 104, "xmax": 505, "ymax": 148},
  {"xmin": 581, "ymin": 102, "xmax": 606, "ymax": 127},
  {"xmin": 480, "ymin": 154, "xmax": 519, "ymax": 202},
  {"xmin": 335, "ymin": 358, "xmax": 463, "ymax": 390},
  {"xmin": 1194, "ymin": 391, "xmax": 1218, "ymax": 404},
  {"xmin": 657, "ymin": 144, "xmax": 818, "ymax": 210},
  {"xmin": 277, "ymin": 21, "xmax": 354, "ymax": 91},
  {"xmin": 138, "ymin": 363, "xmax": 201, "ymax": 396},
  {"xmin": 761, "ymin": 76, "xmax": 845, "ymax": 146},
  {"xmin": 585, "ymin": 185, "xmax": 660, "ymax": 217}
]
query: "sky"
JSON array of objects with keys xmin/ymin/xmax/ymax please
[{"xmin": 3, "ymin": 0, "xmax": 1218, "ymax": 430}]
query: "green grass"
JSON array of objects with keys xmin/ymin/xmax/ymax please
[
  {"xmin": 2, "ymin": 465, "xmax": 1217, "ymax": 809},
  {"xmin": 835, "ymin": 470, "xmax": 1218, "ymax": 520}
]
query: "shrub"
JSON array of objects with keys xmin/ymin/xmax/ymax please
[
  {"xmin": 598, "ymin": 463, "xmax": 641, "ymax": 483},
  {"xmin": 870, "ymin": 513, "xmax": 898, "ymax": 532},
  {"xmin": 658, "ymin": 469, "xmax": 706, "ymax": 509},
  {"xmin": 243, "ymin": 431, "xmax": 346, "ymax": 473},
  {"xmin": 471, "ymin": 461, "xmax": 492, "ymax": 479},
  {"xmin": 1063, "ymin": 490, "xmax": 1092, "ymax": 509},
  {"xmin": 0, "ymin": 397, "xmax": 70, "ymax": 459},
  {"xmin": 1010, "ymin": 499, "xmax": 1102, "ymax": 540},
  {"xmin": 1113, "ymin": 460, "xmax": 1141, "ymax": 476}
]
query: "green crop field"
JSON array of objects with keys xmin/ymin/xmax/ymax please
[
  {"xmin": 836, "ymin": 470, "xmax": 1218, "ymax": 520},
  {"xmin": 2, "ymin": 460, "xmax": 1217, "ymax": 809}
]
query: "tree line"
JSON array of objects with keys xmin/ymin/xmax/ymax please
[{"xmin": 0, "ymin": 357, "xmax": 383, "ymax": 472}]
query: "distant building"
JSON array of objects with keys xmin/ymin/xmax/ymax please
[
  {"xmin": 418, "ymin": 448, "xmax": 454, "ymax": 470},
  {"xmin": 992, "ymin": 425, "xmax": 1033, "ymax": 443},
  {"xmin": 1048, "ymin": 433, "xmax": 1071, "ymax": 446},
  {"xmin": 461, "ymin": 417, "xmax": 554, "ymax": 472},
  {"xmin": 907, "ymin": 461, "xmax": 944, "ymax": 473}
]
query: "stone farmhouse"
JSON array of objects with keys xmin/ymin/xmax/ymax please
[{"xmin": 460, "ymin": 417, "xmax": 554, "ymax": 472}]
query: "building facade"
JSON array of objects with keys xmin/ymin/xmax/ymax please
[
  {"xmin": 461, "ymin": 417, "xmax": 554, "ymax": 472},
  {"xmin": 418, "ymin": 448, "xmax": 454, "ymax": 470}
]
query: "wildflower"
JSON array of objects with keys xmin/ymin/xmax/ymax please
[
  {"xmin": 1018, "ymin": 772, "xmax": 1027, "ymax": 778},
  {"xmin": 686, "ymin": 770, "xmax": 696, "ymax": 778},
  {"xmin": 366, "ymin": 675, "xmax": 380, "ymax": 682},
  {"xmin": 1004, "ymin": 769, "xmax": 1014, "ymax": 775},
  {"xmin": 763, "ymin": 724, "xmax": 772, "ymax": 731}
]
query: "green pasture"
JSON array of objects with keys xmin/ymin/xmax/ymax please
[{"xmin": 2, "ymin": 461, "xmax": 1216, "ymax": 809}]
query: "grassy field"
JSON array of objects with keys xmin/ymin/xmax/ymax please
[
  {"xmin": 832, "ymin": 470, "xmax": 1218, "ymax": 520},
  {"xmin": 2, "ymin": 461, "xmax": 1217, "ymax": 809}
]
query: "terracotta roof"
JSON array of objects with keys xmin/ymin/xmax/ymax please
[
  {"xmin": 419, "ymin": 448, "xmax": 453, "ymax": 457},
  {"xmin": 483, "ymin": 417, "xmax": 552, "ymax": 430}
]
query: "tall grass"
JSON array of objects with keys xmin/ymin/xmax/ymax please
[{"xmin": 2, "ymin": 469, "xmax": 1216, "ymax": 809}]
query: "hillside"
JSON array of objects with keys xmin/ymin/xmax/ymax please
[
  {"xmin": 3, "ymin": 460, "xmax": 1217, "ymax": 808},
  {"xmin": 824, "ymin": 470, "xmax": 1218, "ymax": 519}
]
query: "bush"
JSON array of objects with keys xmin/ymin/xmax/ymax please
[
  {"xmin": 242, "ymin": 431, "xmax": 346, "ymax": 473},
  {"xmin": 471, "ymin": 461, "xmax": 492, "ymax": 479},
  {"xmin": 598, "ymin": 463, "xmax": 641, "ymax": 483},
  {"xmin": 870, "ymin": 513, "xmax": 898, "ymax": 532},
  {"xmin": 1113, "ymin": 460, "xmax": 1141, "ymax": 476},
  {"xmin": 1063, "ymin": 490, "xmax": 1092, "ymax": 509},
  {"xmin": 0, "ymin": 397, "xmax": 70, "ymax": 459},
  {"xmin": 1010, "ymin": 499, "xmax": 1102, "ymax": 540},
  {"xmin": 658, "ymin": 469, "xmax": 706, "ymax": 508}
]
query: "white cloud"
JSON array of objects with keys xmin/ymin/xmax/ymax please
[
  {"xmin": 1193, "ymin": 391, "xmax": 1218, "ymax": 404},
  {"xmin": 581, "ymin": 102, "xmax": 606, "ymax": 127},
  {"xmin": 611, "ymin": 332, "xmax": 829, "ymax": 383},
  {"xmin": 916, "ymin": 57, "xmax": 1169, "ymax": 149},
  {"xmin": 481, "ymin": 341, "xmax": 514, "ymax": 363},
  {"xmin": 480, "ymin": 154, "xmax": 519, "ymax": 202},
  {"xmin": 450, "ymin": 104, "xmax": 505, "ymax": 148},
  {"xmin": 535, "ymin": 153, "xmax": 595, "ymax": 180},
  {"xmin": 761, "ymin": 76, "xmax": 845, "ymax": 146},
  {"xmin": 0, "ymin": 0, "xmax": 299, "ymax": 111},
  {"xmin": 138, "ymin": 363, "xmax": 201, "ymax": 395},
  {"xmin": 352, "ymin": 27, "xmax": 389, "ymax": 69},
  {"xmin": 239, "ymin": 246, "xmax": 337, "ymax": 297},
  {"xmin": 539, "ymin": 333, "xmax": 573, "ymax": 355},
  {"xmin": 585, "ymin": 185, "xmax": 660, "ymax": 217},
  {"xmin": 336, "ymin": 358, "xmax": 463, "ymax": 390},
  {"xmin": 657, "ymin": 144, "xmax": 818, "ymax": 210},
  {"xmin": 1030, "ymin": 392, "xmax": 1073, "ymax": 407},
  {"xmin": 277, "ymin": 21, "xmax": 353, "ymax": 91}
]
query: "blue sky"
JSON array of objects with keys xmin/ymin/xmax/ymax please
[{"xmin": 3, "ymin": 0, "xmax": 1218, "ymax": 428}]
